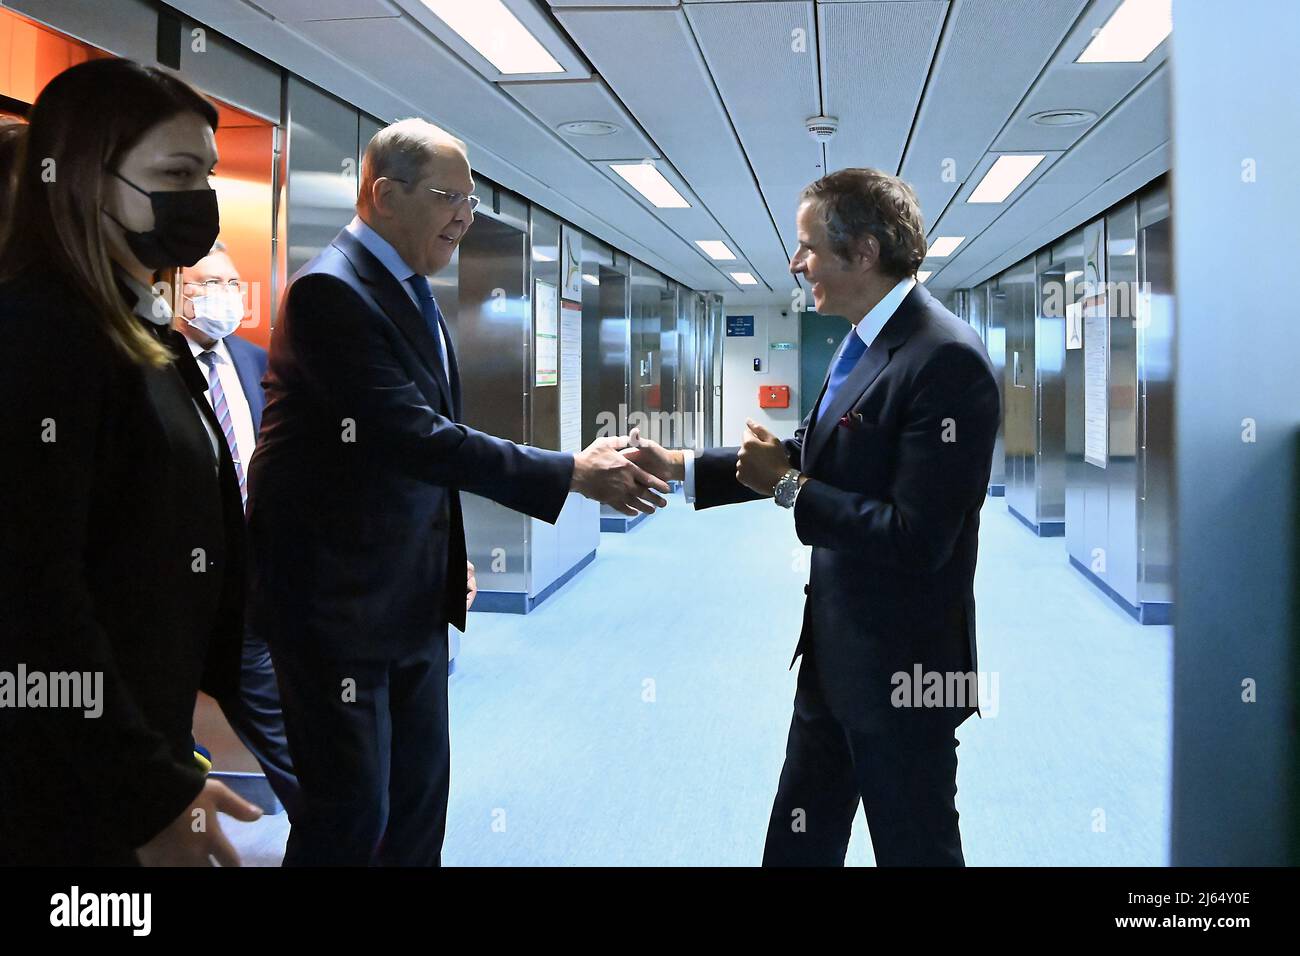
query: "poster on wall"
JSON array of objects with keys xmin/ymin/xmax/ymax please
[
  {"xmin": 560, "ymin": 300, "xmax": 583, "ymax": 452},
  {"xmin": 1082, "ymin": 219, "xmax": 1108, "ymax": 468},
  {"xmin": 561, "ymin": 226, "xmax": 583, "ymax": 302},
  {"xmin": 535, "ymin": 279, "xmax": 558, "ymax": 387}
]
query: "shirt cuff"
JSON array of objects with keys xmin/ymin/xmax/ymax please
[{"xmin": 682, "ymin": 449, "xmax": 697, "ymax": 502}]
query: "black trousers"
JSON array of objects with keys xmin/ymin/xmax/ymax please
[
  {"xmin": 762, "ymin": 650, "xmax": 966, "ymax": 867},
  {"xmin": 216, "ymin": 628, "xmax": 302, "ymax": 821},
  {"xmin": 271, "ymin": 635, "xmax": 450, "ymax": 867}
]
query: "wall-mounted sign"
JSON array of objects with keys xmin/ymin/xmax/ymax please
[
  {"xmin": 770, "ymin": 341, "xmax": 796, "ymax": 351},
  {"xmin": 559, "ymin": 300, "xmax": 582, "ymax": 451},
  {"xmin": 1082, "ymin": 220, "xmax": 1108, "ymax": 468},
  {"xmin": 560, "ymin": 226, "xmax": 583, "ymax": 302},
  {"xmin": 534, "ymin": 279, "xmax": 558, "ymax": 387},
  {"xmin": 726, "ymin": 314, "xmax": 754, "ymax": 336}
]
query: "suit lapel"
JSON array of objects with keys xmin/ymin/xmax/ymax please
[
  {"xmin": 333, "ymin": 230, "xmax": 456, "ymax": 415},
  {"xmin": 803, "ymin": 283, "xmax": 928, "ymax": 473}
]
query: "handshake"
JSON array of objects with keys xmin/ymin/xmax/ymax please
[{"xmin": 569, "ymin": 420, "xmax": 793, "ymax": 515}]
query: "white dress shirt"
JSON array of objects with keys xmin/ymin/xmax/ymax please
[
  {"xmin": 682, "ymin": 276, "xmax": 916, "ymax": 501},
  {"xmin": 186, "ymin": 335, "xmax": 257, "ymax": 468}
]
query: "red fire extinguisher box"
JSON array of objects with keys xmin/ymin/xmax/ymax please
[{"xmin": 758, "ymin": 385, "xmax": 790, "ymax": 408}]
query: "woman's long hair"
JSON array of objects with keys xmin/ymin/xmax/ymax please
[{"xmin": 0, "ymin": 59, "xmax": 218, "ymax": 367}]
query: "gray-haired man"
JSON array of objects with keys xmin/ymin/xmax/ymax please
[{"xmin": 248, "ymin": 119, "xmax": 668, "ymax": 866}]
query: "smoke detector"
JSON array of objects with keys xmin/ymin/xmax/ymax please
[
  {"xmin": 558, "ymin": 120, "xmax": 620, "ymax": 137},
  {"xmin": 805, "ymin": 115, "xmax": 839, "ymax": 144}
]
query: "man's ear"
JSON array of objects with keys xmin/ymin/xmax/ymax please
[
  {"xmin": 854, "ymin": 234, "xmax": 881, "ymax": 276},
  {"xmin": 367, "ymin": 178, "xmax": 391, "ymax": 218}
]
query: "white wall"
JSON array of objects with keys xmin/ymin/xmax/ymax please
[{"xmin": 720, "ymin": 305, "xmax": 801, "ymax": 447}]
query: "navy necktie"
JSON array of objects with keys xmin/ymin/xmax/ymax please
[
  {"xmin": 815, "ymin": 329, "xmax": 868, "ymax": 425},
  {"xmin": 406, "ymin": 274, "xmax": 450, "ymax": 369}
]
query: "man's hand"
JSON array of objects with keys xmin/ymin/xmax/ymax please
[
  {"xmin": 466, "ymin": 560, "xmax": 477, "ymax": 611},
  {"xmin": 737, "ymin": 418, "xmax": 791, "ymax": 496},
  {"xmin": 619, "ymin": 426, "xmax": 685, "ymax": 483},
  {"xmin": 571, "ymin": 434, "xmax": 670, "ymax": 516},
  {"xmin": 136, "ymin": 778, "xmax": 262, "ymax": 867}
]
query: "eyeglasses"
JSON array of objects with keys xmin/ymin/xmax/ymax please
[
  {"xmin": 389, "ymin": 179, "xmax": 480, "ymax": 212},
  {"xmin": 183, "ymin": 278, "xmax": 244, "ymax": 294}
]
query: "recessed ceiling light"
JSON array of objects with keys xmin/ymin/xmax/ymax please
[
  {"xmin": 695, "ymin": 240, "xmax": 736, "ymax": 261},
  {"xmin": 1076, "ymin": 0, "xmax": 1172, "ymax": 63},
  {"xmin": 1031, "ymin": 109, "xmax": 1097, "ymax": 127},
  {"xmin": 534, "ymin": 251, "xmax": 555, "ymax": 262},
  {"xmin": 917, "ymin": 271, "xmax": 932, "ymax": 282},
  {"xmin": 558, "ymin": 120, "xmax": 620, "ymax": 137},
  {"xmin": 927, "ymin": 236, "xmax": 965, "ymax": 258},
  {"xmin": 730, "ymin": 272, "xmax": 758, "ymax": 286},
  {"xmin": 582, "ymin": 273, "xmax": 600, "ymax": 286},
  {"xmin": 968, "ymin": 154, "xmax": 1045, "ymax": 204},
  {"xmin": 421, "ymin": 0, "xmax": 563, "ymax": 75},
  {"xmin": 609, "ymin": 163, "xmax": 690, "ymax": 209}
]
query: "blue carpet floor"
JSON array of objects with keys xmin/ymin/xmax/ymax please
[{"xmin": 225, "ymin": 490, "xmax": 1172, "ymax": 866}]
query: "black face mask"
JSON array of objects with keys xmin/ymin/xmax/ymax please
[{"xmin": 103, "ymin": 169, "xmax": 220, "ymax": 269}]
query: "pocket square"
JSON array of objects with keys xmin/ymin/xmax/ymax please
[{"xmin": 838, "ymin": 411, "xmax": 865, "ymax": 429}]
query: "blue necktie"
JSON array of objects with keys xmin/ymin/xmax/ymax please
[
  {"xmin": 815, "ymin": 330, "xmax": 868, "ymax": 425},
  {"xmin": 406, "ymin": 274, "xmax": 450, "ymax": 370}
]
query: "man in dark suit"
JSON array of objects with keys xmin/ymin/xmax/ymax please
[
  {"xmin": 177, "ymin": 242, "xmax": 301, "ymax": 820},
  {"xmin": 247, "ymin": 119, "xmax": 668, "ymax": 866},
  {"xmin": 626, "ymin": 168, "xmax": 1000, "ymax": 866}
]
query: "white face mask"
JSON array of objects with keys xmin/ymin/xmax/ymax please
[{"xmin": 185, "ymin": 289, "xmax": 244, "ymax": 340}]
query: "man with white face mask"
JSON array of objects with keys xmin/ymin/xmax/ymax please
[{"xmin": 177, "ymin": 241, "xmax": 301, "ymax": 821}]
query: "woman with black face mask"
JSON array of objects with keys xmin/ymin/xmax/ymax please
[{"xmin": 0, "ymin": 58, "xmax": 262, "ymax": 865}]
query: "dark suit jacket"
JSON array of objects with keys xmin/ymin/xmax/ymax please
[
  {"xmin": 247, "ymin": 227, "xmax": 573, "ymax": 660},
  {"xmin": 225, "ymin": 333, "xmax": 267, "ymax": 434},
  {"xmin": 0, "ymin": 267, "xmax": 247, "ymax": 863},
  {"xmin": 695, "ymin": 282, "xmax": 1000, "ymax": 733}
]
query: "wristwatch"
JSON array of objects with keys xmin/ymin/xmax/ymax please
[{"xmin": 773, "ymin": 468, "xmax": 802, "ymax": 509}]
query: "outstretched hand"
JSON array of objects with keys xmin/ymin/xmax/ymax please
[
  {"xmin": 618, "ymin": 426, "xmax": 685, "ymax": 483},
  {"xmin": 571, "ymin": 433, "xmax": 670, "ymax": 516}
]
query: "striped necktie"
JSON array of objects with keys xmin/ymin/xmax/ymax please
[{"xmin": 197, "ymin": 349, "xmax": 247, "ymax": 508}]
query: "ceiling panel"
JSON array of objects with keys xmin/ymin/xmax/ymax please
[
  {"xmin": 929, "ymin": 65, "xmax": 1171, "ymax": 291},
  {"xmin": 685, "ymin": 0, "xmax": 821, "ymax": 274},
  {"xmin": 501, "ymin": 79, "xmax": 658, "ymax": 161},
  {"xmin": 819, "ymin": 0, "xmax": 945, "ymax": 174},
  {"xmin": 295, "ymin": 15, "xmax": 721, "ymax": 290},
  {"xmin": 899, "ymin": 0, "xmax": 1088, "ymax": 232},
  {"xmin": 555, "ymin": 5, "xmax": 792, "ymax": 294},
  {"xmin": 992, "ymin": 0, "xmax": 1169, "ymax": 153},
  {"xmin": 254, "ymin": 0, "xmax": 399, "ymax": 19}
]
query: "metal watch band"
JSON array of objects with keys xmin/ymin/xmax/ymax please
[{"xmin": 774, "ymin": 469, "xmax": 801, "ymax": 508}]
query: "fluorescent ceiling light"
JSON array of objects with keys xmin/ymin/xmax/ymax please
[
  {"xmin": 1065, "ymin": 270, "xmax": 1083, "ymax": 282},
  {"xmin": 967, "ymin": 154, "xmax": 1045, "ymax": 204},
  {"xmin": 609, "ymin": 163, "xmax": 690, "ymax": 209},
  {"xmin": 730, "ymin": 272, "xmax": 758, "ymax": 286},
  {"xmin": 917, "ymin": 271, "xmax": 932, "ymax": 282},
  {"xmin": 927, "ymin": 236, "xmax": 965, "ymax": 258},
  {"xmin": 421, "ymin": 0, "xmax": 563, "ymax": 75},
  {"xmin": 1076, "ymin": 0, "xmax": 1172, "ymax": 63},
  {"xmin": 695, "ymin": 240, "xmax": 737, "ymax": 261},
  {"xmin": 534, "ymin": 251, "xmax": 555, "ymax": 262},
  {"xmin": 582, "ymin": 273, "xmax": 600, "ymax": 286}
]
